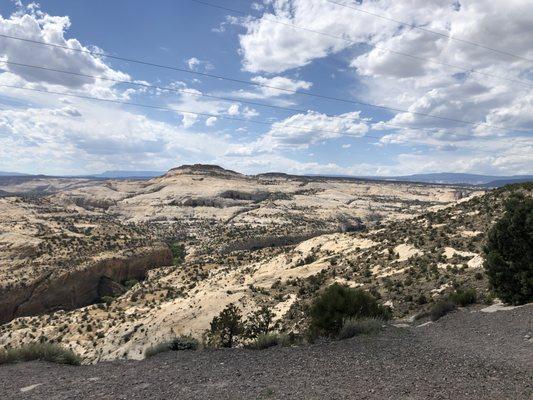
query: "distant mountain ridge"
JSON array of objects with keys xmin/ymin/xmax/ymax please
[
  {"xmin": 375, "ymin": 173, "xmax": 533, "ymax": 186},
  {"xmin": 88, "ymin": 170, "xmax": 164, "ymax": 179},
  {"xmin": 0, "ymin": 168, "xmax": 531, "ymax": 187},
  {"xmin": 0, "ymin": 171, "xmax": 30, "ymax": 177}
]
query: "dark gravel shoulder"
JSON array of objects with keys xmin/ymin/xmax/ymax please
[
  {"xmin": 1, "ymin": 304, "xmax": 531, "ymax": 400},
  {"xmin": 414, "ymin": 303, "xmax": 533, "ymax": 368}
]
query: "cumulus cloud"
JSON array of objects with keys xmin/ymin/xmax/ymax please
[
  {"xmin": 226, "ymin": 110, "xmax": 369, "ymax": 155},
  {"xmin": 226, "ymin": 103, "xmax": 259, "ymax": 118},
  {"xmin": 238, "ymin": 1, "xmax": 364, "ymax": 73},
  {"xmin": 168, "ymin": 88, "xmax": 259, "ymax": 128},
  {"xmin": 1, "ymin": 1, "xmax": 531, "ymax": 177},
  {"xmin": 251, "ymin": 75, "xmax": 312, "ymax": 96},
  {"xmin": 0, "ymin": 97, "xmax": 233, "ymax": 174},
  {"xmin": 264, "ymin": 110, "xmax": 368, "ymax": 149},
  {"xmin": 237, "ymin": 0, "xmax": 533, "ymax": 159},
  {"xmin": 0, "ymin": 5, "xmax": 130, "ymax": 89},
  {"xmin": 0, "ymin": 5, "xmax": 236, "ymax": 174}
]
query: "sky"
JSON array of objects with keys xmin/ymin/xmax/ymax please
[{"xmin": 0, "ymin": 0, "xmax": 531, "ymax": 176}]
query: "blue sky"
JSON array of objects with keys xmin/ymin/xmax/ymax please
[{"xmin": 0, "ymin": 0, "xmax": 531, "ymax": 176}]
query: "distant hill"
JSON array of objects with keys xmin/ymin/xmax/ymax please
[
  {"xmin": 88, "ymin": 170, "xmax": 164, "ymax": 179},
  {"xmin": 481, "ymin": 177, "xmax": 533, "ymax": 187},
  {"xmin": 0, "ymin": 168, "xmax": 531, "ymax": 186},
  {"xmin": 0, "ymin": 171, "xmax": 30, "ymax": 177},
  {"xmin": 371, "ymin": 173, "xmax": 533, "ymax": 186}
]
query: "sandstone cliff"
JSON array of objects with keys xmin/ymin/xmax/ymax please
[{"xmin": 0, "ymin": 244, "xmax": 172, "ymax": 324}]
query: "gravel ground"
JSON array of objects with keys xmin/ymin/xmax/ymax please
[{"xmin": 1, "ymin": 305, "xmax": 531, "ymax": 400}]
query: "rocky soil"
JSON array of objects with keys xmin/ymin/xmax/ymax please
[{"xmin": 1, "ymin": 304, "xmax": 531, "ymax": 400}]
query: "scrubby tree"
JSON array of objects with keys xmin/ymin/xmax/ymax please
[
  {"xmin": 169, "ymin": 243, "xmax": 186, "ymax": 265},
  {"xmin": 309, "ymin": 283, "xmax": 391, "ymax": 337},
  {"xmin": 484, "ymin": 194, "xmax": 532, "ymax": 305},
  {"xmin": 244, "ymin": 305, "xmax": 277, "ymax": 339},
  {"xmin": 208, "ymin": 303, "xmax": 243, "ymax": 348}
]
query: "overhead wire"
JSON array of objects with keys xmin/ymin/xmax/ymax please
[
  {"xmin": 2, "ymin": 59, "xmax": 525, "ymax": 141},
  {"xmin": 189, "ymin": 0, "xmax": 533, "ymax": 88},
  {"xmin": 0, "ymin": 83, "xmax": 527, "ymax": 155},
  {"xmin": 0, "ymin": 33, "xmax": 528, "ymax": 132},
  {"xmin": 325, "ymin": 0, "xmax": 533, "ymax": 63}
]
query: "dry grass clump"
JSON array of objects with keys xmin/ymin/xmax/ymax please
[
  {"xmin": 338, "ymin": 317, "xmax": 383, "ymax": 340},
  {"xmin": 429, "ymin": 301, "xmax": 457, "ymax": 321},
  {"xmin": 145, "ymin": 335, "xmax": 199, "ymax": 358},
  {"xmin": 245, "ymin": 333, "xmax": 291, "ymax": 350},
  {"xmin": 0, "ymin": 343, "xmax": 81, "ymax": 365}
]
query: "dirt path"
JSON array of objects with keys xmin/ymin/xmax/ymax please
[{"xmin": 1, "ymin": 305, "xmax": 531, "ymax": 400}]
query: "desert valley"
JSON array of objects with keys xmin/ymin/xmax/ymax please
[
  {"xmin": 0, "ymin": 1, "xmax": 532, "ymax": 398},
  {"xmin": 0, "ymin": 165, "xmax": 525, "ymax": 362}
]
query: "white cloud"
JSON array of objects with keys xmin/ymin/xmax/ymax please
[
  {"xmin": 229, "ymin": 75, "xmax": 312, "ymax": 101},
  {"xmin": 237, "ymin": 0, "xmax": 533, "ymax": 164},
  {"xmin": 227, "ymin": 103, "xmax": 240, "ymax": 116},
  {"xmin": 205, "ymin": 116, "xmax": 217, "ymax": 127},
  {"xmin": 238, "ymin": 1, "xmax": 361, "ymax": 73},
  {"xmin": 0, "ymin": 7, "xmax": 130, "ymax": 90},
  {"xmin": 227, "ymin": 110, "xmax": 369, "ymax": 155},
  {"xmin": 0, "ymin": 5, "xmax": 237, "ymax": 175},
  {"xmin": 1, "ymin": 2, "xmax": 531, "ymax": 177},
  {"xmin": 166, "ymin": 89, "xmax": 260, "ymax": 128},
  {"xmin": 186, "ymin": 57, "xmax": 201, "ymax": 71},
  {"xmin": 219, "ymin": 142, "xmax": 533, "ymax": 177},
  {"xmin": 264, "ymin": 110, "xmax": 368, "ymax": 149},
  {"xmin": 250, "ymin": 75, "xmax": 312, "ymax": 96},
  {"xmin": 0, "ymin": 96, "xmax": 235, "ymax": 175},
  {"xmin": 185, "ymin": 57, "xmax": 214, "ymax": 71}
]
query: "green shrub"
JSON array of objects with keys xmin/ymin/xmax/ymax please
[
  {"xmin": 168, "ymin": 335, "xmax": 199, "ymax": 351},
  {"xmin": 245, "ymin": 333, "xmax": 290, "ymax": 350},
  {"xmin": 100, "ymin": 296, "xmax": 115, "ymax": 305},
  {"xmin": 144, "ymin": 335, "xmax": 199, "ymax": 358},
  {"xmin": 429, "ymin": 301, "xmax": 456, "ymax": 321},
  {"xmin": 417, "ymin": 294, "xmax": 428, "ymax": 305},
  {"xmin": 449, "ymin": 288, "xmax": 477, "ymax": 307},
  {"xmin": 124, "ymin": 279, "xmax": 139, "ymax": 290},
  {"xmin": 0, "ymin": 343, "xmax": 81, "ymax": 365},
  {"xmin": 484, "ymin": 195, "xmax": 533, "ymax": 305},
  {"xmin": 207, "ymin": 303, "xmax": 243, "ymax": 348},
  {"xmin": 338, "ymin": 317, "xmax": 383, "ymax": 340},
  {"xmin": 169, "ymin": 243, "xmax": 186, "ymax": 265},
  {"xmin": 309, "ymin": 284, "xmax": 391, "ymax": 337},
  {"xmin": 483, "ymin": 292, "xmax": 495, "ymax": 305}
]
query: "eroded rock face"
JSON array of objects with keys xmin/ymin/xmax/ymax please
[{"xmin": 0, "ymin": 244, "xmax": 172, "ymax": 324}]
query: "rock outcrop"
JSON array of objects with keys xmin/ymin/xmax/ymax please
[{"xmin": 0, "ymin": 244, "xmax": 172, "ymax": 324}]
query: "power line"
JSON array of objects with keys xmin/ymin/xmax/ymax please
[
  {"xmin": 1, "ymin": 59, "xmax": 359, "ymax": 121},
  {"xmin": 0, "ymin": 84, "xmax": 527, "ymax": 155},
  {"xmin": 0, "ymin": 83, "xmax": 378, "ymax": 138},
  {"xmin": 326, "ymin": 0, "xmax": 533, "ymax": 63},
  {"xmin": 189, "ymin": 0, "xmax": 533, "ymax": 88},
  {"xmin": 0, "ymin": 34, "xmax": 528, "ymax": 132},
  {"xmin": 2, "ymin": 60, "xmax": 530, "ymax": 140},
  {"xmin": 0, "ymin": 59, "xmax": 501, "ymax": 140}
]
